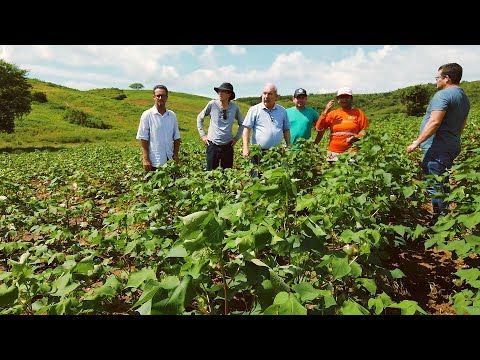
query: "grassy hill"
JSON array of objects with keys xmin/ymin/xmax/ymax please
[{"xmin": 1, "ymin": 78, "xmax": 479, "ymax": 152}]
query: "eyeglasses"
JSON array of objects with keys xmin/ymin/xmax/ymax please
[
  {"xmin": 435, "ymin": 75, "xmax": 447, "ymax": 81},
  {"xmin": 222, "ymin": 109, "xmax": 227, "ymax": 119},
  {"xmin": 154, "ymin": 94, "xmax": 168, "ymax": 99}
]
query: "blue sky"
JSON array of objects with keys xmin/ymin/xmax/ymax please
[{"xmin": 1, "ymin": 45, "xmax": 479, "ymax": 99}]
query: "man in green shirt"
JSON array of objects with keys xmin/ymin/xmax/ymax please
[{"xmin": 286, "ymin": 88, "xmax": 322, "ymax": 149}]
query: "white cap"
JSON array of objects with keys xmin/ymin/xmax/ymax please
[{"xmin": 336, "ymin": 87, "xmax": 353, "ymax": 97}]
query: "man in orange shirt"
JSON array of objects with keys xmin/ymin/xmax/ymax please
[{"xmin": 315, "ymin": 87, "xmax": 368, "ymax": 162}]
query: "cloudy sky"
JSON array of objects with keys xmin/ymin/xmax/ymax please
[{"xmin": 1, "ymin": 45, "xmax": 479, "ymax": 99}]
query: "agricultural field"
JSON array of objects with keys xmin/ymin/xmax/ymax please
[
  {"xmin": 1, "ymin": 110, "xmax": 479, "ymax": 315},
  {"xmin": 1, "ymin": 79, "xmax": 480, "ymax": 315}
]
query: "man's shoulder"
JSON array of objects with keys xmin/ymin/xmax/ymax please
[
  {"xmin": 166, "ymin": 108, "xmax": 177, "ymax": 117},
  {"xmin": 247, "ymin": 102, "xmax": 263, "ymax": 112},
  {"xmin": 304, "ymin": 106, "xmax": 319, "ymax": 115},
  {"xmin": 142, "ymin": 106, "xmax": 155, "ymax": 116}
]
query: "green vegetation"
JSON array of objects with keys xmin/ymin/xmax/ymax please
[
  {"xmin": 1, "ymin": 112, "xmax": 479, "ymax": 314},
  {"xmin": 2, "ymin": 78, "xmax": 479, "ymax": 151},
  {"xmin": 1, "ymin": 78, "xmax": 480, "ymax": 315},
  {"xmin": 0, "ymin": 59, "xmax": 32, "ymax": 133},
  {"xmin": 400, "ymin": 85, "xmax": 433, "ymax": 116}
]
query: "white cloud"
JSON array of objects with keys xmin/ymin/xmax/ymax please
[
  {"xmin": 225, "ymin": 45, "xmax": 246, "ymax": 55},
  {"xmin": 2, "ymin": 44, "xmax": 480, "ymax": 98}
]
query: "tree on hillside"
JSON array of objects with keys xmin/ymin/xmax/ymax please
[
  {"xmin": 129, "ymin": 83, "xmax": 144, "ymax": 90},
  {"xmin": 0, "ymin": 59, "xmax": 32, "ymax": 133},
  {"xmin": 400, "ymin": 85, "xmax": 432, "ymax": 117}
]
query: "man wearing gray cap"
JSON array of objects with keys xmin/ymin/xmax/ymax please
[{"xmin": 286, "ymin": 88, "xmax": 323, "ymax": 149}]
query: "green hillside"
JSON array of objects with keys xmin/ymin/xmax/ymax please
[{"xmin": 1, "ymin": 78, "xmax": 479, "ymax": 151}]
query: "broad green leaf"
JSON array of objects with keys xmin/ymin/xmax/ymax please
[
  {"xmin": 151, "ymin": 275, "xmax": 193, "ymax": 315},
  {"xmin": 402, "ymin": 186, "xmax": 414, "ymax": 198},
  {"xmin": 74, "ymin": 260, "xmax": 94, "ymax": 275},
  {"xmin": 390, "ymin": 268, "xmax": 405, "ymax": 279},
  {"xmin": 340, "ymin": 299, "xmax": 369, "ymax": 315},
  {"xmin": 264, "ymin": 291, "xmax": 307, "ymax": 315},
  {"xmin": 166, "ymin": 245, "xmax": 188, "ymax": 258},
  {"xmin": 357, "ymin": 278, "xmax": 377, "ymax": 295},
  {"xmin": 131, "ymin": 279, "xmax": 162, "ymax": 309},
  {"xmin": 457, "ymin": 213, "xmax": 480, "ymax": 229},
  {"xmin": 294, "ymin": 194, "xmax": 317, "ymax": 212},
  {"xmin": 292, "ymin": 282, "xmax": 322, "ymax": 302},
  {"xmin": 269, "ymin": 269, "xmax": 290, "ymax": 293},
  {"xmin": 331, "ymin": 256, "xmax": 351, "ymax": 280},
  {"xmin": 126, "ymin": 267, "xmax": 157, "ymax": 289},
  {"xmin": 51, "ymin": 283, "xmax": 80, "ymax": 297},
  {"xmin": 0, "ymin": 284, "xmax": 19, "ymax": 307},
  {"xmin": 251, "ymin": 258, "xmax": 270, "ymax": 268},
  {"xmin": 389, "ymin": 300, "xmax": 427, "ymax": 315}
]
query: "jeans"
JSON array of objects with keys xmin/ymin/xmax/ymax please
[
  {"xmin": 421, "ymin": 149, "xmax": 459, "ymax": 217},
  {"xmin": 206, "ymin": 141, "xmax": 233, "ymax": 170}
]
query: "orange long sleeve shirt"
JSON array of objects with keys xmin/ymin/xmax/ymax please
[{"xmin": 315, "ymin": 108, "xmax": 368, "ymax": 153}]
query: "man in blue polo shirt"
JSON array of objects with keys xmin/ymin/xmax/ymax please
[
  {"xmin": 407, "ymin": 63, "xmax": 470, "ymax": 222},
  {"xmin": 242, "ymin": 82, "xmax": 291, "ymax": 177}
]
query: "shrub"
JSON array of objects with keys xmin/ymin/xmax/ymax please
[
  {"xmin": 32, "ymin": 91, "xmax": 48, "ymax": 103},
  {"xmin": 63, "ymin": 108, "xmax": 112, "ymax": 129}
]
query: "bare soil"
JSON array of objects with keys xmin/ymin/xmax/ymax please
[{"xmin": 385, "ymin": 237, "xmax": 480, "ymax": 315}]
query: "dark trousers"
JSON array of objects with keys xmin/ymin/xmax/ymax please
[
  {"xmin": 250, "ymin": 149, "xmax": 268, "ymax": 178},
  {"xmin": 206, "ymin": 141, "xmax": 233, "ymax": 170},
  {"xmin": 421, "ymin": 149, "xmax": 459, "ymax": 217}
]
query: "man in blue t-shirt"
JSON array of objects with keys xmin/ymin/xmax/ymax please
[
  {"xmin": 286, "ymin": 88, "xmax": 323, "ymax": 150},
  {"xmin": 407, "ymin": 63, "xmax": 470, "ymax": 221}
]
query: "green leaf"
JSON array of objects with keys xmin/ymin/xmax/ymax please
[
  {"xmin": 402, "ymin": 186, "xmax": 415, "ymax": 198},
  {"xmin": 126, "ymin": 267, "xmax": 157, "ymax": 289},
  {"xmin": 151, "ymin": 275, "xmax": 193, "ymax": 315},
  {"xmin": 74, "ymin": 260, "xmax": 94, "ymax": 275},
  {"xmin": 294, "ymin": 194, "xmax": 317, "ymax": 211},
  {"xmin": 264, "ymin": 292, "xmax": 307, "ymax": 315},
  {"xmin": 340, "ymin": 299, "xmax": 369, "ymax": 315},
  {"xmin": 357, "ymin": 278, "xmax": 377, "ymax": 295},
  {"xmin": 166, "ymin": 245, "xmax": 188, "ymax": 258},
  {"xmin": 131, "ymin": 279, "xmax": 162, "ymax": 309},
  {"xmin": 0, "ymin": 284, "xmax": 19, "ymax": 307},
  {"xmin": 390, "ymin": 268, "xmax": 406, "ymax": 279},
  {"xmin": 251, "ymin": 258, "xmax": 270, "ymax": 268},
  {"xmin": 292, "ymin": 282, "xmax": 322, "ymax": 302},
  {"xmin": 269, "ymin": 269, "xmax": 290, "ymax": 294},
  {"xmin": 457, "ymin": 213, "xmax": 480, "ymax": 229},
  {"xmin": 389, "ymin": 300, "xmax": 427, "ymax": 315},
  {"xmin": 331, "ymin": 256, "xmax": 351, "ymax": 280}
]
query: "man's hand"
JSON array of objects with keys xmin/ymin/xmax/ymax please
[{"xmin": 406, "ymin": 140, "xmax": 419, "ymax": 153}]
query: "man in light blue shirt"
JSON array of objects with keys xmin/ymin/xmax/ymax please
[
  {"xmin": 242, "ymin": 83, "xmax": 291, "ymax": 177},
  {"xmin": 407, "ymin": 63, "xmax": 470, "ymax": 220},
  {"xmin": 197, "ymin": 82, "xmax": 244, "ymax": 170},
  {"xmin": 136, "ymin": 85, "xmax": 181, "ymax": 172}
]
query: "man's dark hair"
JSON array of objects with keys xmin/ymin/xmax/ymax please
[
  {"xmin": 153, "ymin": 85, "xmax": 169, "ymax": 95},
  {"xmin": 438, "ymin": 63, "xmax": 463, "ymax": 84}
]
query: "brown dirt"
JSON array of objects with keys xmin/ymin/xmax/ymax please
[{"xmin": 386, "ymin": 239, "xmax": 479, "ymax": 314}]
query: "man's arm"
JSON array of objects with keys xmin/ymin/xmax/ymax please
[
  {"xmin": 173, "ymin": 138, "xmax": 181, "ymax": 163},
  {"xmin": 283, "ymin": 129, "xmax": 291, "ymax": 147},
  {"xmin": 140, "ymin": 139, "xmax": 152, "ymax": 171},
  {"xmin": 242, "ymin": 127, "xmax": 252, "ymax": 157},
  {"xmin": 407, "ymin": 110, "xmax": 446, "ymax": 153}
]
